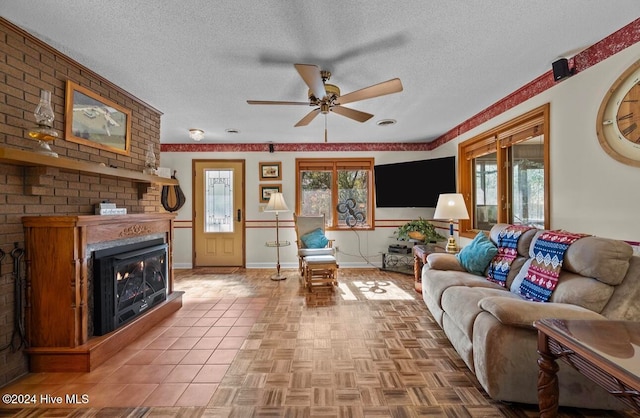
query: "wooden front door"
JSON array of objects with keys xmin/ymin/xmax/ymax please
[{"xmin": 193, "ymin": 160, "xmax": 245, "ymax": 267}]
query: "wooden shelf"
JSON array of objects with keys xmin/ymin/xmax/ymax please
[{"xmin": 0, "ymin": 146, "xmax": 177, "ymax": 185}]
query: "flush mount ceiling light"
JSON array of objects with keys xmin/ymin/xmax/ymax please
[
  {"xmin": 189, "ymin": 128, "xmax": 204, "ymax": 141},
  {"xmin": 376, "ymin": 119, "xmax": 397, "ymax": 126}
]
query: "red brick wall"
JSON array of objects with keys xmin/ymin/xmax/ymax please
[{"xmin": 0, "ymin": 18, "xmax": 165, "ymax": 386}]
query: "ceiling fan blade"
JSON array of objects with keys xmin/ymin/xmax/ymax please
[
  {"xmin": 247, "ymin": 100, "xmax": 310, "ymax": 105},
  {"xmin": 336, "ymin": 78, "xmax": 403, "ymax": 105},
  {"xmin": 294, "ymin": 108, "xmax": 321, "ymax": 127},
  {"xmin": 331, "ymin": 106, "xmax": 374, "ymax": 123},
  {"xmin": 294, "ymin": 64, "xmax": 327, "ymax": 99}
]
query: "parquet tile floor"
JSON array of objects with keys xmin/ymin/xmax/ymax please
[{"xmin": 0, "ymin": 268, "xmax": 638, "ymax": 417}]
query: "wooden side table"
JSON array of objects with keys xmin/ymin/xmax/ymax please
[
  {"xmin": 534, "ymin": 319, "xmax": 640, "ymax": 416},
  {"xmin": 413, "ymin": 244, "xmax": 445, "ymax": 294}
]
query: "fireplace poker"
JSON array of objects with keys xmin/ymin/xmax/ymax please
[
  {"xmin": 0, "ymin": 248, "xmax": 8, "ymax": 352},
  {"xmin": 10, "ymin": 243, "xmax": 27, "ymax": 351}
]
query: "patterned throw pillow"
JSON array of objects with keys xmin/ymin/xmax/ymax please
[
  {"xmin": 301, "ymin": 228, "xmax": 329, "ymax": 249},
  {"xmin": 456, "ymin": 231, "xmax": 498, "ymax": 276}
]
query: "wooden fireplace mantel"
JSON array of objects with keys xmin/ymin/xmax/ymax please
[{"xmin": 22, "ymin": 213, "xmax": 182, "ymax": 372}]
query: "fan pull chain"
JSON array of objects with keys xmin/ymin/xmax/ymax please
[{"xmin": 324, "ymin": 114, "xmax": 328, "ymax": 143}]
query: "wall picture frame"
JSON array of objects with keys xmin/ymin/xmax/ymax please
[
  {"xmin": 260, "ymin": 184, "xmax": 281, "ymax": 203},
  {"xmin": 64, "ymin": 80, "xmax": 132, "ymax": 156},
  {"xmin": 259, "ymin": 161, "xmax": 282, "ymax": 181}
]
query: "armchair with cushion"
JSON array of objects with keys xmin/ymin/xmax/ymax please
[{"xmin": 293, "ymin": 214, "xmax": 335, "ymax": 274}]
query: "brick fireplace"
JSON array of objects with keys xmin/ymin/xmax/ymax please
[{"xmin": 0, "ymin": 17, "xmax": 171, "ymax": 384}]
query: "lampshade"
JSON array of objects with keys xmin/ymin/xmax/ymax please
[
  {"xmin": 264, "ymin": 192, "xmax": 289, "ymax": 213},
  {"xmin": 433, "ymin": 193, "xmax": 469, "ymax": 220}
]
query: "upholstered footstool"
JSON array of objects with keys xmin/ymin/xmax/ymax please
[{"xmin": 303, "ymin": 254, "xmax": 338, "ymax": 291}]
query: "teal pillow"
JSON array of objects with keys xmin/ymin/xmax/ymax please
[
  {"xmin": 301, "ymin": 228, "xmax": 329, "ymax": 249},
  {"xmin": 456, "ymin": 231, "xmax": 498, "ymax": 276}
]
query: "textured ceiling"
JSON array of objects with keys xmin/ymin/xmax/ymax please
[{"xmin": 1, "ymin": 1, "xmax": 639, "ymax": 144}]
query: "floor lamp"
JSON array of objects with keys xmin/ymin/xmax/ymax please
[
  {"xmin": 264, "ymin": 192, "xmax": 289, "ymax": 280},
  {"xmin": 433, "ymin": 193, "xmax": 469, "ymax": 253}
]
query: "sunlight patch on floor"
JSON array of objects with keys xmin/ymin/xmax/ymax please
[
  {"xmin": 337, "ymin": 282, "xmax": 358, "ymax": 300},
  {"xmin": 343, "ymin": 280, "xmax": 415, "ymax": 300}
]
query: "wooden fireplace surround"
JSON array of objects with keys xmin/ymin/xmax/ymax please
[{"xmin": 22, "ymin": 213, "xmax": 182, "ymax": 372}]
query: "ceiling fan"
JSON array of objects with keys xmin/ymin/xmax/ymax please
[{"xmin": 247, "ymin": 64, "xmax": 403, "ymax": 129}]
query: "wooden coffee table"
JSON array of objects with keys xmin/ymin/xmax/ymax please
[{"xmin": 534, "ymin": 319, "xmax": 640, "ymax": 417}]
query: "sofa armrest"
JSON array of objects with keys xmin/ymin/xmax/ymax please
[
  {"xmin": 478, "ymin": 296, "xmax": 606, "ymax": 329},
  {"xmin": 426, "ymin": 253, "xmax": 466, "ymax": 272}
]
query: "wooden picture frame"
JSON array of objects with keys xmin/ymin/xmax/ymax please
[
  {"xmin": 64, "ymin": 80, "xmax": 132, "ymax": 156},
  {"xmin": 260, "ymin": 184, "xmax": 281, "ymax": 203},
  {"xmin": 259, "ymin": 161, "xmax": 282, "ymax": 180}
]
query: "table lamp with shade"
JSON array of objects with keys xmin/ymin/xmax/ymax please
[
  {"xmin": 433, "ymin": 193, "xmax": 469, "ymax": 253},
  {"xmin": 264, "ymin": 192, "xmax": 290, "ymax": 280}
]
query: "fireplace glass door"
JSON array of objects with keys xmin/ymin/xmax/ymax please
[{"xmin": 94, "ymin": 241, "xmax": 168, "ymax": 335}]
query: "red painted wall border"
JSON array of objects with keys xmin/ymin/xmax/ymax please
[{"xmin": 162, "ymin": 18, "xmax": 640, "ymax": 154}]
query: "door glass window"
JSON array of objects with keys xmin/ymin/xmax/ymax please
[
  {"xmin": 204, "ymin": 169, "xmax": 233, "ymax": 232},
  {"xmin": 473, "ymin": 153, "xmax": 498, "ymax": 231},
  {"xmin": 510, "ymin": 137, "xmax": 544, "ymax": 228}
]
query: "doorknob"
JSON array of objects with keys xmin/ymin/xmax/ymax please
[{"xmin": 237, "ymin": 209, "xmax": 242, "ymax": 222}]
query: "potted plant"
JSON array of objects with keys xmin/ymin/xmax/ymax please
[{"xmin": 394, "ymin": 217, "xmax": 445, "ymax": 243}]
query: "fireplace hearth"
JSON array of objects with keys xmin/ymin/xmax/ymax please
[{"xmin": 93, "ymin": 239, "xmax": 168, "ymax": 336}]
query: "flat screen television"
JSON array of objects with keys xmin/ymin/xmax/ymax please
[{"xmin": 374, "ymin": 156, "xmax": 456, "ymax": 207}]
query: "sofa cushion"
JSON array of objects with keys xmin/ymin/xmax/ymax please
[
  {"xmin": 298, "ymin": 247, "xmax": 335, "ymax": 257},
  {"xmin": 562, "ymin": 236, "xmax": 632, "ymax": 285},
  {"xmin": 426, "ymin": 253, "xmax": 467, "ymax": 271},
  {"xmin": 456, "ymin": 232, "xmax": 498, "ymax": 275},
  {"xmin": 441, "ymin": 286, "xmax": 510, "ymax": 341},
  {"xmin": 478, "ymin": 296, "xmax": 607, "ymax": 329},
  {"xmin": 601, "ymin": 256, "xmax": 640, "ymax": 320},
  {"xmin": 421, "ymin": 266, "xmax": 505, "ymax": 326},
  {"xmin": 510, "ymin": 259, "xmax": 614, "ymax": 312},
  {"xmin": 421, "ymin": 267, "xmax": 506, "ymax": 322}
]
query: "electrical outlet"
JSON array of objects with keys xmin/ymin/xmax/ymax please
[{"xmin": 259, "ymin": 205, "xmax": 265, "ymax": 212}]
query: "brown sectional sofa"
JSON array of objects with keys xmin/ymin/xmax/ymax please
[{"xmin": 421, "ymin": 223, "xmax": 640, "ymax": 409}]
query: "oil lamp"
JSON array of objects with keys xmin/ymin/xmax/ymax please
[{"xmin": 27, "ymin": 89, "xmax": 59, "ymax": 157}]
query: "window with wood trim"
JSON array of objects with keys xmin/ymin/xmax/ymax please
[
  {"xmin": 295, "ymin": 158, "xmax": 374, "ymax": 229},
  {"xmin": 458, "ymin": 104, "xmax": 549, "ymax": 237}
]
